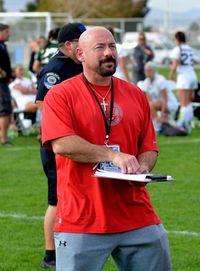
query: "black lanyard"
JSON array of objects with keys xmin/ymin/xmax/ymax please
[{"xmin": 82, "ymin": 73, "xmax": 114, "ymax": 145}]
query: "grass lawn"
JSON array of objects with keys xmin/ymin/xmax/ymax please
[{"xmin": 0, "ymin": 127, "xmax": 200, "ymax": 270}]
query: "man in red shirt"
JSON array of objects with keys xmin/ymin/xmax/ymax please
[{"xmin": 42, "ymin": 27, "xmax": 171, "ymax": 271}]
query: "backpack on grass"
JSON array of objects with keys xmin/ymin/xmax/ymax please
[{"xmin": 159, "ymin": 122, "xmax": 188, "ymax": 136}]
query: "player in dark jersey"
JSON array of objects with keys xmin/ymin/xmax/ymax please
[{"xmin": 36, "ymin": 22, "xmax": 86, "ymax": 269}]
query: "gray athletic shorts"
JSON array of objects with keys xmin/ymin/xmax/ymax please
[{"xmin": 54, "ymin": 224, "xmax": 171, "ymax": 271}]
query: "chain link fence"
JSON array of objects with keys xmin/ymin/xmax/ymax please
[
  {"xmin": 0, "ymin": 12, "xmax": 144, "ymax": 67},
  {"xmin": 0, "ymin": 12, "xmax": 199, "ymax": 68}
]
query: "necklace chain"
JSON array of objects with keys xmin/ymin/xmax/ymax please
[
  {"xmin": 88, "ymin": 83, "xmax": 111, "ymax": 114},
  {"xmin": 89, "ymin": 83, "xmax": 111, "ymax": 101},
  {"xmin": 82, "ymin": 74, "xmax": 112, "ymax": 114}
]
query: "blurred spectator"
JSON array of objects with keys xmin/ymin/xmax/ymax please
[
  {"xmin": 0, "ymin": 23, "xmax": 13, "ymax": 146},
  {"xmin": 132, "ymin": 32, "xmax": 154, "ymax": 84},
  {"xmin": 38, "ymin": 35, "xmax": 48, "ymax": 50},
  {"xmin": 33, "ymin": 28, "xmax": 60, "ymax": 74},
  {"xmin": 107, "ymin": 26, "xmax": 130, "ymax": 81},
  {"xmin": 9, "ymin": 64, "xmax": 37, "ymax": 113},
  {"xmin": 169, "ymin": 31, "xmax": 198, "ymax": 131},
  {"xmin": 138, "ymin": 62, "xmax": 179, "ymax": 132},
  {"xmin": 28, "ymin": 38, "xmax": 41, "ymax": 83}
]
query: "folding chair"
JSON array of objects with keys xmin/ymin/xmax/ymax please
[{"xmin": 13, "ymin": 108, "xmax": 37, "ymax": 136}]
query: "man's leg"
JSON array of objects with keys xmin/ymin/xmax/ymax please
[
  {"xmin": 44, "ymin": 205, "xmax": 57, "ymax": 250},
  {"xmin": 0, "ymin": 115, "xmax": 10, "ymax": 143},
  {"xmin": 54, "ymin": 232, "xmax": 120, "ymax": 271},
  {"xmin": 112, "ymin": 224, "xmax": 171, "ymax": 271},
  {"xmin": 40, "ymin": 146, "xmax": 57, "ymax": 269}
]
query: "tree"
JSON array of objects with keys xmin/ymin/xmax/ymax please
[
  {"xmin": 25, "ymin": 0, "xmax": 149, "ymax": 18},
  {"xmin": 189, "ymin": 22, "xmax": 199, "ymax": 32},
  {"xmin": 131, "ymin": 0, "xmax": 149, "ymax": 17},
  {"xmin": 0, "ymin": 0, "xmax": 5, "ymax": 12}
]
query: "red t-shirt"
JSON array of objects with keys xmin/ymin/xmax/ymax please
[{"xmin": 42, "ymin": 74, "xmax": 160, "ymax": 233}]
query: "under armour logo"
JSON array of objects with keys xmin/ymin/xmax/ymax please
[{"xmin": 59, "ymin": 241, "xmax": 67, "ymax": 247}]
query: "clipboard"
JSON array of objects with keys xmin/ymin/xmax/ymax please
[{"xmin": 93, "ymin": 169, "xmax": 174, "ymax": 183}]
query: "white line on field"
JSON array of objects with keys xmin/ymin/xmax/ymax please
[
  {"xmin": 2, "ymin": 146, "xmax": 39, "ymax": 151},
  {"xmin": 0, "ymin": 212, "xmax": 43, "ymax": 220},
  {"xmin": 158, "ymin": 138, "xmax": 200, "ymax": 145},
  {"xmin": 4, "ymin": 138, "xmax": 200, "ymax": 151},
  {"xmin": 1, "ymin": 212, "xmax": 200, "ymax": 237},
  {"xmin": 167, "ymin": 230, "xmax": 200, "ymax": 236}
]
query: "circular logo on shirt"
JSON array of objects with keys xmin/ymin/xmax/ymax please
[
  {"xmin": 44, "ymin": 72, "xmax": 61, "ymax": 89},
  {"xmin": 111, "ymin": 102, "xmax": 123, "ymax": 126}
]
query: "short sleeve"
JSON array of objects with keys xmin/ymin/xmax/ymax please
[
  {"xmin": 137, "ymin": 80, "xmax": 148, "ymax": 93},
  {"xmin": 116, "ymin": 44, "xmax": 128, "ymax": 58},
  {"xmin": 157, "ymin": 75, "xmax": 168, "ymax": 91},
  {"xmin": 36, "ymin": 72, "xmax": 61, "ymax": 101},
  {"xmin": 42, "ymin": 86, "xmax": 76, "ymax": 149},
  {"xmin": 170, "ymin": 47, "xmax": 180, "ymax": 60}
]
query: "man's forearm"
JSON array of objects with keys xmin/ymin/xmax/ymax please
[
  {"xmin": 52, "ymin": 135, "xmax": 114, "ymax": 163},
  {"xmin": 137, "ymin": 151, "xmax": 158, "ymax": 173},
  {"xmin": 51, "ymin": 135, "xmax": 157, "ymax": 174}
]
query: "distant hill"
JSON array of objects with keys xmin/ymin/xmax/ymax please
[{"xmin": 145, "ymin": 8, "xmax": 200, "ymax": 28}]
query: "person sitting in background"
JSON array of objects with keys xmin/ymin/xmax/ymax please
[
  {"xmin": 132, "ymin": 32, "xmax": 154, "ymax": 84},
  {"xmin": 137, "ymin": 62, "xmax": 179, "ymax": 132},
  {"xmin": 107, "ymin": 27, "xmax": 130, "ymax": 82},
  {"xmin": 32, "ymin": 28, "xmax": 60, "ymax": 74},
  {"xmin": 9, "ymin": 64, "xmax": 38, "ymax": 113}
]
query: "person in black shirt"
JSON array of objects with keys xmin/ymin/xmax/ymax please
[
  {"xmin": 36, "ymin": 22, "xmax": 86, "ymax": 269},
  {"xmin": 132, "ymin": 32, "xmax": 154, "ymax": 84},
  {"xmin": 0, "ymin": 23, "xmax": 13, "ymax": 146}
]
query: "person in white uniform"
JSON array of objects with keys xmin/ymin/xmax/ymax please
[
  {"xmin": 138, "ymin": 61, "xmax": 179, "ymax": 131},
  {"xmin": 107, "ymin": 27, "xmax": 130, "ymax": 82},
  {"xmin": 9, "ymin": 64, "xmax": 38, "ymax": 113},
  {"xmin": 169, "ymin": 31, "xmax": 197, "ymax": 129},
  {"xmin": 114, "ymin": 43, "xmax": 130, "ymax": 81}
]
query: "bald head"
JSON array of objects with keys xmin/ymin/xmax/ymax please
[
  {"xmin": 79, "ymin": 27, "xmax": 115, "ymax": 48},
  {"xmin": 144, "ymin": 61, "xmax": 156, "ymax": 71},
  {"xmin": 76, "ymin": 27, "xmax": 117, "ymax": 82},
  {"xmin": 144, "ymin": 61, "xmax": 157, "ymax": 80}
]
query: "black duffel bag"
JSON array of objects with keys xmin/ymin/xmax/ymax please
[{"xmin": 160, "ymin": 123, "xmax": 188, "ymax": 136}]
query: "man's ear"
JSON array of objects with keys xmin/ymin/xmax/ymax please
[
  {"xmin": 76, "ymin": 47, "xmax": 84, "ymax": 63},
  {"xmin": 64, "ymin": 40, "xmax": 71, "ymax": 48}
]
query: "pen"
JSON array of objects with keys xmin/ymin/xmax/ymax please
[{"xmin": 92, "ymin": 162, "xmax": 99, "ymax": 170}]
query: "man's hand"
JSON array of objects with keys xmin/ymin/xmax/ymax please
[
  {"xmin": 14, "ymin": 84, "xmax": 23, "ymax": 90},
  {"xmin": 111, "ymin": 152, "xmax": 141, "ymax": 174},
  {"xmin": 0, "ymin": 68, "xmax": 6, "ymax": 79},
  {"xmin": 110, "ymin": 150, "xmax": 155, "ymax": 187}
]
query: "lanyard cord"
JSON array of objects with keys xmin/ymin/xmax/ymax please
[{"xmin": 82, "ymin": 73, "xmax": 114, "ymax": 144}]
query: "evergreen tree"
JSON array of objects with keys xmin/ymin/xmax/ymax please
[
  {"xmin": 0, "ymin": 0, "xmax": 5, "ymax": 12},
  {"xmin": 24, "ymin": 0, "xmax": 149, "ymax": 18}
]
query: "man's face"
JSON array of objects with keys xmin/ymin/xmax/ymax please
[
  {"xmin": 0, "ymin": 28, "xmax": 10, "ymax": 42},
  {"xmin": 79, "ymin": 29, "xmax": 118, "ymax": 77},
  {"xmin": 15, "ymin": 65, "xmax": 24, "ymax": 77},
  {"xmin": 69, "ymin": 39, "xmax": 80, "ymax": 61},
  {"xmin": 138, "ymin": 34, "xmax": 145, "ymax": 46},
  {"xmin": 144, "ymin": 67, "xmax": 155, "ymax": 80}
]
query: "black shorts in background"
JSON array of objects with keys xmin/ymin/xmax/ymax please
[
  {"xmin": 40, "ymin": 145, "xmax": 57, "ymax": 206},
  {"xmin": 0, "ymin": 82, "xmax": 12, "ymax": 116}
]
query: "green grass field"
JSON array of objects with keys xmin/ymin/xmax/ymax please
[{"xmin": 0, "ymin": 128, "xmax": 200, "ymax": 271}]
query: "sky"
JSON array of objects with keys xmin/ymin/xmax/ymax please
[
  {"xmin": 148, "ymin": 0, "xmax": 200, "ymax": 12},
  {"xmin": 3, "ymin": 0, "xmax": 200, "ymax": 13}
]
